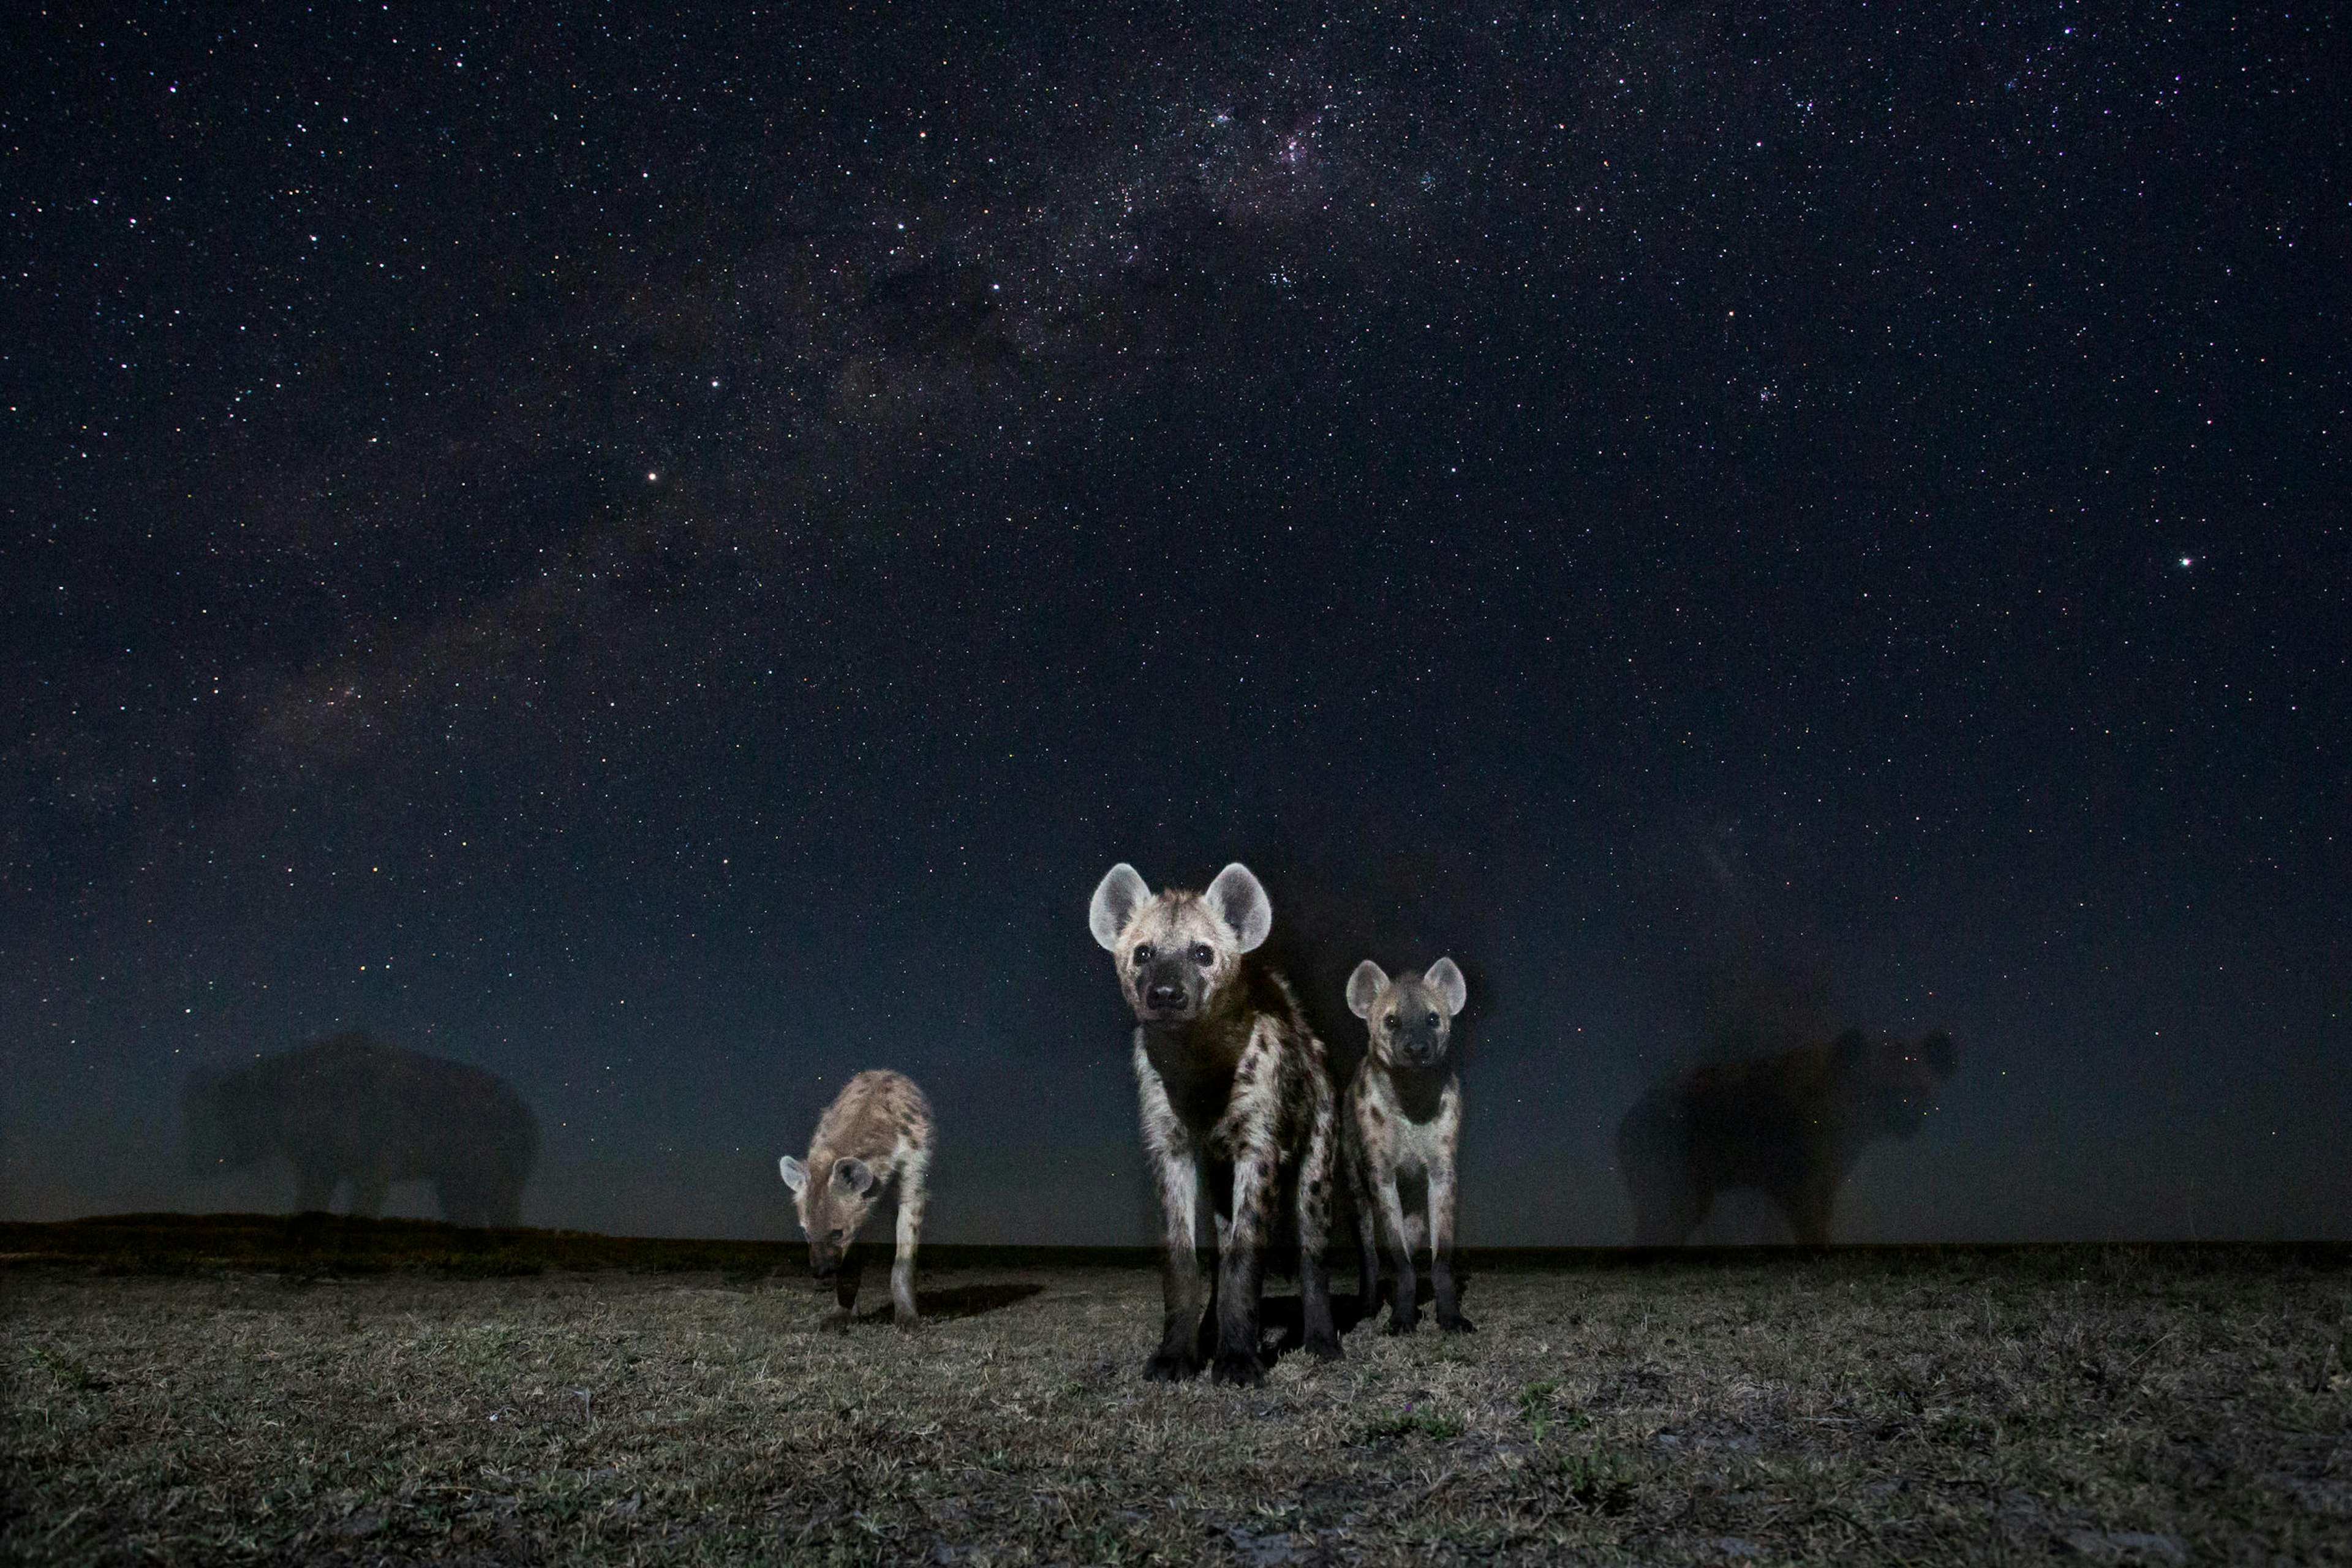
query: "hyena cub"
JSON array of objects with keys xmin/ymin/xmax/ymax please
[
  {"xmin": 778, "ymin": 1069, "xmax": 933, "ymax": 1326},
  {"xmin": 1089, "ymin": 862, "xmax": 1342, "ymax": 1385},
  {"xmin": 1343, "ymin": 959, "xmax": 1474, "ymax": 1334}
]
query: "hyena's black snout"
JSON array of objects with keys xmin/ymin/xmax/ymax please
[
  {"xmin": 1137, "ymin": 962, "xmax": 1201, "ymax": 1019},
  {"xmin": 1396, "ymin": 1024, "xmax": 1449, "ymax": 1068}
]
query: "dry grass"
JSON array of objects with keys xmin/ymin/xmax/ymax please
[{"xmin": 6, "ymin": 1233, "xmax": 2351, "ymax": 1564}]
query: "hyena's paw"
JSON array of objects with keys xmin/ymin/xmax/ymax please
[
  {"xmin": 1438, "ymin": 1311, "xmax": 1477, "ymax": 1335},
  {"xmin": 1211, "ymin": 1348, "xmax": 1268, "ymax": 1387},
  {"xmin": 1303, "ymin": 1329, "xmax": 1344, "ymax": 1362},
  {"xmin": 1143, "ymin": 1348, "xmax": 1202, "ymax": 1382},
  {"xmin": 892, "ymin": 1310, "xmax": 921, "ymax": 1332},
  {"xmin": 1384, "ymin": 1305, "xmax": 1420, "ymax": 1336}
]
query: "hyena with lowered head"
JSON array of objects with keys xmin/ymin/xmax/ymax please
[
  {"xmin": 779, "ymin": 1069, "xmax": 933, "ymax": 1326},
  {"xmin": 1343, "ymin": 958, "xmax": 1473, "ymax": 1333},
  {"xmin": 1089, "ymin": 862, "xmax": 1343, "ymax": 1384}
]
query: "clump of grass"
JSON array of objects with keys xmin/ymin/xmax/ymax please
[
  {"xmin": 1364, "ymin": 1404, "xmax": 1463, "ymax": 1441},
  {"xmin": 28, "ymin": 1344, "xmax": 98, "ymax": 1390},
  {"xmin": 1553, "ymin": 1447, "xmax": 1638, "ymax": 1513},
  {"xmin": 1518, "ymin": 1377, "xmax": 1595, "ymax": 1445}
]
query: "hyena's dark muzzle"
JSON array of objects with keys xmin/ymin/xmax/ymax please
[
  {"xmin": 1395, "ymin": 1019, "xmax": 1450, "ymax": 1069},
  {"xmin": 1134, "ymin": 957, "xmax": 1207, "ymax": 1021},
  {"xmin": 807, "ymin": 1232, "xmax": 847, "ymax": 1280}
]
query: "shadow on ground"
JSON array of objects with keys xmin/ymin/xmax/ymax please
[
  {"xmin": 842, "ymin": 1282, "xmax": 1046, "ymax": 1325},
  {"xmin": 1252, "ymin": 1278, "xmax": 1466, "ymax": 1364}
]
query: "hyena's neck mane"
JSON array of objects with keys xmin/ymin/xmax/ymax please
[{"xmin": 1368, "ymin": 1056, "xmax": 1452, "ymax": 1125}]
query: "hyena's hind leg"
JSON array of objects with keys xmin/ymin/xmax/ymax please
[
  {"xmin": 1294, "ymin": 1087, "xmax": 1342, "ymax": 1360},
  {"xmin": 891, "ymin": 1151, "xmax": 929, "ymax": 1328}
]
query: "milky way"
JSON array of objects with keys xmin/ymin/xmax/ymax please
[{"xmin": 3, "ymin": 2, "xmax": 2344, "ymax": 1241}]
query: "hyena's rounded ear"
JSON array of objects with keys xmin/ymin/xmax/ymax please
[
  {"xmin": 1425, "ymin": 957, "xmax": 1468, "ymax": 1016},
  {"xmin": 778, "ymin": 1155, "xmax": 808, "ymax": 1193},
  {"xmin": 1205, "ymin": 862, "xmax": 1272, "ymax": 952},
  {"xmin": 1090, "ymin": 863, "xmax": 1152, "ymax": 951},
  {"xmin": 1346, "ymin": 960, "xmax": 1389, "ymax": 1019},
  {"xmin": 833, "ymin": 1158, "xmax": 876, "ymax": 1195}
]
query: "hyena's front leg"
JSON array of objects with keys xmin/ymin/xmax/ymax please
[
  {"xmin": 891, "ymin": 1156, "xmax": 928, "ymax": 1329},
  {"xmin": 1295, "ymin": 1088, "xmax": 1342, "ymax": 1360},
  {"xmin": 1148, "ymin": 1147, "xmax": 1207, "ymax": 1378},
  {"xmin": 1428, "ymin": 1156, "xmax": 1473, "ymax": 1333},
  {"xmin": 1214, "ymin": 1150, "xmax": 1278, "ymax": 1385},
  {"xmin": 1140, "ymin": 1096, "xmax": 1208, "ymax": 1379},
  {"xmin": 1374, "ymin": 1169, "xmax": 1420, "ymax": 1334},
  {"xmin": 831, "ymin": 1254, "xmax": 864, "ymax": 1324}
]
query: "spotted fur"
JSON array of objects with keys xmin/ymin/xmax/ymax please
[
  {"xmin": 780, "ymin": 1069, "xmax": 934, "ymax": 1325},
  {"xmin": 1089, "ymin": 862, "xmax": 1341, "ymax": 1385},
  {"xmin": 1341, "ymin": 958, "xmax": 1472, "ymax": 1333},
  {"xmin": 1616, "ymin": 1028, "xmax": 1956, "ymax": 1245}
]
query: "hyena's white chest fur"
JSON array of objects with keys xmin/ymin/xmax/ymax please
[{"xmin": 1355, "ymin": 1072, "xmax": 1461, "ymax": 1178}]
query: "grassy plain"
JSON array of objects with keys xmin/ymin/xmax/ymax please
[{"xmin": 4, "ymin": 1218, "xmax": 2350, "ymax": 1564}]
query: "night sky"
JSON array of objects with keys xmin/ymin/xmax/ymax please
[{"xmin": 4, "ymin": 2, "xmax": 2345, "ymax": 1244}]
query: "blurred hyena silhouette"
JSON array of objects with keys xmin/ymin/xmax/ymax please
[
  {"xmin": 183, "ymin": 1031, "xmax": 539, "ymax": 1226},
  {"xmin": 1616, "ymin": 1022, "xmax": 1957, "ymax": 1246}
]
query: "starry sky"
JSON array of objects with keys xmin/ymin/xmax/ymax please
[{"xmin": 4, "ymin": 1, "xmax": 2345, "ymax": 1243}]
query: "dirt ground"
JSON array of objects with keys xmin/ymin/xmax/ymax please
[{"xmin": 6, "ymin": 1237, "xmax": 2350, "ymax": 1564}]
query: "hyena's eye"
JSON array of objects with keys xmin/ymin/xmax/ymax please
[
  {"xmin": 1190, "ymin": 943, "xmax": 1215, "ymax": 966},
  {"xmin": 1133, "ymin": 944, "xmax": 1155, "ymax": 967},
  {"xmin": 1427, "ymin": 1012, "xmax": 1441, "ymax": 1028},
  {"xmin": 1384, "ymin": 1012, "xmax": 1400, "ymax": 1031}
]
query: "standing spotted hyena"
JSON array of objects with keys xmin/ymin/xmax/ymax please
[
  {"xmin": 1089, "ymin": 862, "xmax": 1342, "ymax": 1384},
  {"xmin": 779, "ymin": 1069, "xmax": 933, "ymax": 1326},
  {"xmin": 1343, "ymin": 958, "xmax": 1474, "ymax": 1334}
]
